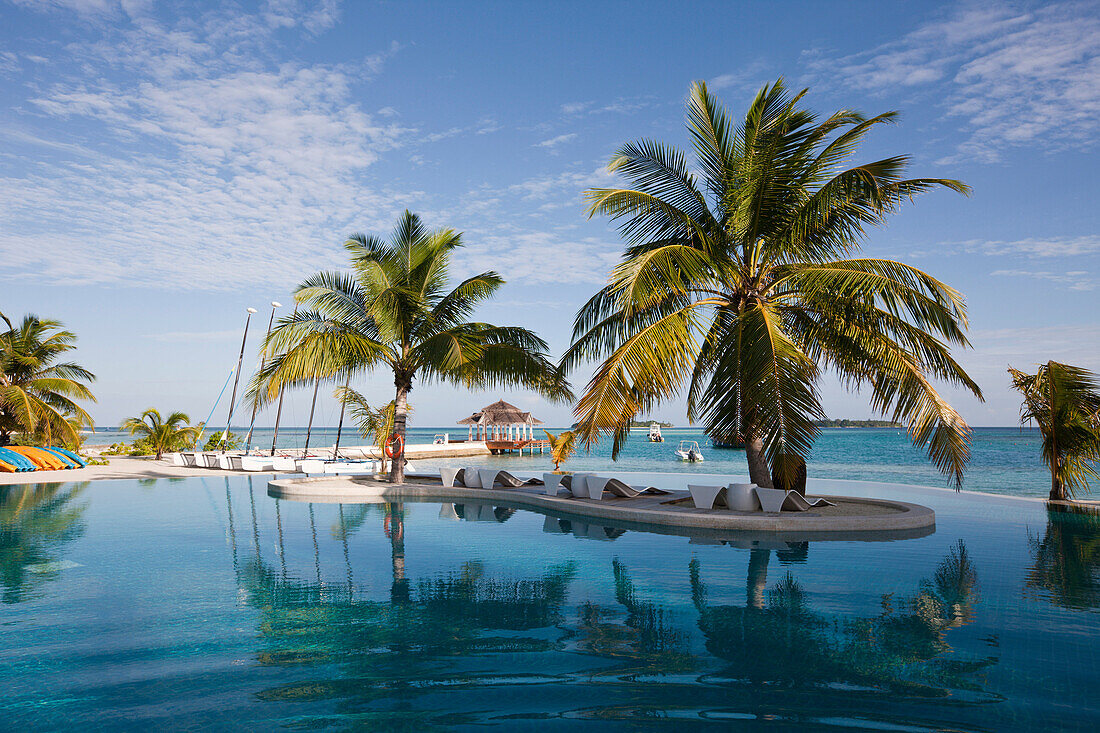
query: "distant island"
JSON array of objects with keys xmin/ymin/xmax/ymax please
[
  {"xmin": 570, "ymin": 420, "xmax": 674, "ymax": 429},
  {"xmin": 814, "ymin": 419, "xmax": 902, "ymax": 428}
]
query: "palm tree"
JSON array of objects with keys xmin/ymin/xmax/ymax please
[
  {"xmin": 255, "ymin": 211, "xmax": 572, "ymax": 483},
  {"xmin": 0, "ymin": 314, "xmax": 96, "ymax": 447},
  {"xmin": 1009, "ymin": 361, "xmax": 1100, "ymax": 500},
  {"xmin": 564, "ymin": 79, "xmax": 982, "ymax": 488},
  {"xmin": 543, "ymin": 429, "xmax": 578, "ymax": 472},
  {"xmin": 121, "ymin": 408, "xmax": 199, "ymax": 460}
]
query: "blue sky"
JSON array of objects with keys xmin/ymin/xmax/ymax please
[{"xmin": 1, "ymin": 0, "xmax": 1097, "ymax": 430}]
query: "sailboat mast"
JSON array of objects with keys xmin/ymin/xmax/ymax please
[
  {"xmin": 302, "ymin": 377, "xmax": 321, "ymax": 456},
  {"xmin": 333, "ymin": 371, "xmax": 351, "ymax": 459},
  {"xmin": 245, "ymin": 301, "xmax": 280, "ymax": 452},
  {"xmin": 269, "ymin": 304, "xmax": 297, "ymax": 456},
  {"xmin": 220, "ymin": 307, "xmax": 257, "ymax": 452}
]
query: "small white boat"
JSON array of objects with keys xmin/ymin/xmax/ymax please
[
  {"xmin": 433, "ymin": 434, "xmax": 448, "ymax": 445},
  {"xmin": 675, "ymin": 440, "xmax": 704, "ymax": 462},
  {"xmin": 648, "ymin": 423, "xmax": 664, "ymax": 442}
]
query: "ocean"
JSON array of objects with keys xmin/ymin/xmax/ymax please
[{"xmin": 86, "ymin": 425, "xmax": 1054, "ymax": 499}]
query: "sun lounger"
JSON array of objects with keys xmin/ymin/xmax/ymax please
[
  {"xmin": 688, "ymin": 484, "xmax": 727, "ymax": 510},
  {"xmin": 441, "ymin": 467, "xmax": 463, "ymax": 487},
  {"xmin": 585, "ymin": 476, "xmax": 670, "ymax": 500},
  {"xmin": 554, "ymin": 472, "xmax": 595, "ymax": 497},
  {"xmin": 754, "ymin": 487, "xmax": 836, "ymax": 512},
  {"xmin": 478, "ymin": 469, "xmax": 544, "ymax": 488}
]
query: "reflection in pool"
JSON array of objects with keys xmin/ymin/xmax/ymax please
[{"xmin": 1, "ymin": 476, "xmax": 1098, "ymax": 730}]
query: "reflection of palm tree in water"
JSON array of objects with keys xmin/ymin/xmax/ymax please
[
  {"xmin": 690, "ymin": 540, "xmax": 991, "ymax": 694},
  {"xmin": 1028, "ymin": 504, "xmax": 1100, "ymax": 610},
  {"xmin": 0, "ymin": 482, "xmax": 88, "ymax": 604},
  {"xmin": 384, "ymin": 502, "xmax": 408, "ymax": 603}
]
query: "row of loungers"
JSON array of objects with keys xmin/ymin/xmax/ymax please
[
  {"xmin": 170, "ymin": 452, "xmax": 383, "ymax": 475},
  {"xmin": 438, "ymin": 468, "xmax": 834, "ymax": 513}
]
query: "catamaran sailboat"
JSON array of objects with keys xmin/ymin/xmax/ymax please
[{"xmin": 675, "ymin": 440, "xmax": 704, "ymax": 462}]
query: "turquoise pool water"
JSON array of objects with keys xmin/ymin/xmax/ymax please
[{"xmin": 2, "ymin": 476, "xmax": 1097, "ymax": 730}]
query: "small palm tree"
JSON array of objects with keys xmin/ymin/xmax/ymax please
[
  {"xmin": 256, "ymin": 211, "xmax": 572, "ymax": 483},
  {"xmin": 0, "ymin": 314, "xmax": 96, "ymax": 447},
  {"xmin": 121, "ymin": 408, "xmax": 198, "ymax": 460},
  {"xmin": 544, "ymin": 429, "xmax": 578, "ymax": 473},
  {"xmin": 333, "ymin": 386, "xmax": 408, "ymax": 474},
  {"xmin": 1009, "ymin": 362, "xmax": 1100, "ymax": 501},
  {"xmin": 565, "ymin": 79, "xmax": 982, "ymax": 488}
]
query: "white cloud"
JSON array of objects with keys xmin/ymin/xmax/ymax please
[
  {"xmin": 0, "ymin": 6, "xmax": 413, "ymax": 291},
  {"xmin": 809, "ymin": 3, "xmax": 1100, "ymax": 162},
  {"xmin": 991, "ymin": 269, "xmax": 1096, "ymax": 291},
  {"xmin": 534, "ymin": 132, "xmax": 577, "ymax": 150},
  {"xmin": 954, "ymin": 235, "xmax": 1100, "ymax": 257}
]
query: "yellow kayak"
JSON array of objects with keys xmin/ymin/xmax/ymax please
[
  {"xmin": 8, "ymin": 446, "xmax": 67, "ymax": 470},
  {"xmin": 0, "ymin": 457, "xmax": 16, "ymax": 473}
]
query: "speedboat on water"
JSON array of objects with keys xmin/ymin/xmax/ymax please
[
  {"xmin": 675, "ymin": 440, "xmax": 704, "ymax": 462},
  {"xmin": 648, "ymin": 423, "xmax": 664, "ymax": 442}
]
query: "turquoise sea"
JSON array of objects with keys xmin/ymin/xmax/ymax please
[{"xmin": 90, "ymin": 425, "xmax": 1051, "ymax": 498}]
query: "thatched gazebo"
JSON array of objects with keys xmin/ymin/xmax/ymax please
[{"xmin": 458, "ymin": 399, "xmax": 544, "ymax": 442}]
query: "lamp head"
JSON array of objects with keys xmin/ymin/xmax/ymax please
[
  {"xmin": 247, "ymin": 307, "xmax": 258, "ymax": 314},
  {"xmin": 271, "ymin": 301, "xmax": 282, "ymax": 308}
]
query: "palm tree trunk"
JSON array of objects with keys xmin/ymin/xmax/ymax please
[
  {"xmin": 746, "ymin": 548, "xmax": 770, "ymax": 610},
  {"xmin": 387, "ymin": 378, "xmax": 411, "ymax": 483},
  {"xmin": 745, "ymin": 435, "xmax": 774, "ymax": 488}
]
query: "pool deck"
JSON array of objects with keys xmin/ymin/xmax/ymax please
[{"xmin": 266, "ymin": 473, "xmax": 937, "ymax": 538}]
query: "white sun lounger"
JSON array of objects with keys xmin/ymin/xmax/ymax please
[
  {"xmin": 478, "ymin": 469, "xmax": 543, "ymax": 489},
  {"xmin": 754, "ymin": 487, "xmax": 836, "ymax": 513},
  {"xmin": 726, "ymin": 483, "xmax": 760, "ymax": 512},
  {"xmin": 688, "ymin": 484, "xmax": 727, "ymax": 510},
  {"xmin": 585, "ymin": 476, "xmax": 670, "ymax": 500}
]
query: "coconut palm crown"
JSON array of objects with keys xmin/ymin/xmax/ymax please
[
  {"xmin": 1009, "ymin": 361, "xmax": 1100, "ymax": 501},
  {"xmin": 0, "ymin": 314, "xmax": 96, "ymax": 447},
  {"xmin": 254, "ymin": 211, "xmax": 573, "ymax": 483},
  {"xmin": 121, "ymin": 408, "xmax": 198, "ymax": 460},
  {"xmin": 564, "ymin": 79, "xmax": 983, "ymax": 488}
]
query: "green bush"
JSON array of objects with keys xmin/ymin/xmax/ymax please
[{"xmin": 204, "ymin": 431, "xmax": 241, "ymax": 451}]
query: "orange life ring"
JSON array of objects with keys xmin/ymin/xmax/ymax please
[{"xmin": 384, "ymin": 433, "xmax": 404, "ymax": 458}]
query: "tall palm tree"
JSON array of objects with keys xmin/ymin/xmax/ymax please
[
  {"xmin": 1009, "ymin": 361, "xmax": 1100, "ymax": 500},
  {"xmin": 0, "ymin": 315, "xmax": 96, "ymax": 447},
  {"xmin": 121, "ymin": 408, "xmax": 198, "ymax": 460},
  {"xmin": 564, "ymin": 79, "xmax": 982, "ymax": 488},
  {"xmin": 256, "ymin": 211, "xmax": 572, "ymax": 483}
]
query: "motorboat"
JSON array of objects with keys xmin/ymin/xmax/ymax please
[
  {"xmin": 648, "ymin": 423, "xmax": 664, "ymax": 442},
  {"xmin": 675, "ymin": 440, "xmax": 704, "ymax": 462}
]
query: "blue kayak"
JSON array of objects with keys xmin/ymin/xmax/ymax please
[
  {"xmin": 0, "ymin": 447, "xmax": 36, "ymax": 471},
  {"xmin": 47, "ymin": 447, "xmax": 87, "ymax": 468},
  {"xmin": 42, "ymin": 447, "xmax": 80, "ymax": 469}
]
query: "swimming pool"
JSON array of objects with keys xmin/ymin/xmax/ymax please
[{"xmin": 2, "ymin": 476, "xmax": 1097, "ymax": 730}]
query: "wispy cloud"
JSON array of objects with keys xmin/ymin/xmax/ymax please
[
  {"xmin": 534, "ymin": 132, "xmax": 577, "ymax": 150},
  {"xmin": 807, "ymin": 3, "xmax": 1100, "ymax": 162},
  {"xmin": 559, "ymin": 96, "xmax": 652, "ymax": 117},
  {"xmin": 991, "ymin": 269, "xmax": 1096, "ymax": 290},
  {"xmin": 0, "ymin": 4, "xmax": 412, "ymax": 290},
  {"xmin": 952, "ymin": 235, "xmax": 1100, "ymax": 258}
]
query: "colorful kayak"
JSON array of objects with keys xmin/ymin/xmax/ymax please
[
  {"xmin": 0, "ymin": 447, "xmax": 36, "ymax": 471},
  {"xmin": 41, "ymin": 447, "xmax": 79, "ymax": 469},
  {"xmin": 0, "ymin": 457, "xmax": 16, "ymax": 473},
  {"xmin": 8, "ymin": 446, "xmax": 67, "ymax": 470},
  {"xmin": 47, "ymin": 447, "xmax": 87, "ymax": 468}
]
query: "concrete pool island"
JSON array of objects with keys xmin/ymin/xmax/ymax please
[{"xmin": 268, "ymin": 470, "xmax": 936, "ymax": 537}]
